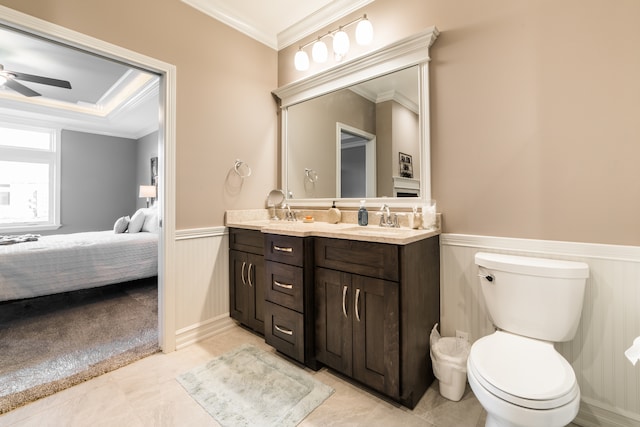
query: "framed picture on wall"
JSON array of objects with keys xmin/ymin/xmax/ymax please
[
  {"xmin": 151, "ymin": 157, "xmax": 158, "ymax": 186},
  {"xmin": 399, "ymin": 152, "xmax": 413, "ymax": 178}
]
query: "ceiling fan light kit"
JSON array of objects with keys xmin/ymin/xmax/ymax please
[
  {"xmin": 294, "ymin": 14, "xmax": 373, "ymax": 71},
  {"xmin": 0, "ymin": 63, "xmax": 72, "ymax": 97}
]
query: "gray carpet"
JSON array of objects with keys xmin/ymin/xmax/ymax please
[
  {"xmin": 177, "ymin": 344, "xmax": 334, "ymax": 427},
  {"xmin": 0, "ymin": 278, "xmax": 159, "ymax": 413}
]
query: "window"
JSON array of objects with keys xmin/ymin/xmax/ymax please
[{"xmin": 0, "ymin": 123, "xmax": 60, "ymax": 232}]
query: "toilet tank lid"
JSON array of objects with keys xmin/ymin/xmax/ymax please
[{"xmin": 475, "ymin": 252, "xmax": 589, "ymax": 279}]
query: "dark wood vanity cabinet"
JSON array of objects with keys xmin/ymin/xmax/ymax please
[
  {"xmin": 229, "ymin": 228, "xmax": 265, "ymax": 333},
  {"xmin": 263, "ymin": 234, "xmax": 316, "ymax": 368},
  {"xmin": 314, "ymin": 235, "xmax": 440, "ymax": 409}
]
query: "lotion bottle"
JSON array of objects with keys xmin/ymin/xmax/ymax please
[
  {"xmin": 358, "ymin": 200, "xmax": 368, "ymax": 226},
  {"xmin": 327, "ymin": 201, "xmax": 341, "ymax": 224}
]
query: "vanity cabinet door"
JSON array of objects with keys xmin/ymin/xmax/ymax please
[
  {"xmin": 229, "ymin": 249, "xmax": 265, "ymax": 333},
  {"xmin": 351, "ymin": 274, "xmax": 400, "ymax": 399},
  {"xmin": 315, "ymin": 267, "xmax": 353, "ymax": 377},
  {"xmin": 248, "ymin": 252, "xmax": 265, "ymax": 332}
]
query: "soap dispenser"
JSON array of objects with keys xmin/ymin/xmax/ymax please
[
  {"xmin": 327, "ymin": 201, "xmax": 341, "ymax": 224},
  {"xmin": 358, "ymin": 200, "xmax": 368, "ymax": 226}
]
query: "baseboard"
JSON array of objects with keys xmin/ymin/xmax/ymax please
[
  {"xmin": 574, "ymin": 398, "xmax": 640, "ymax": 427},
  {"xmin": 175, "ymin": 313, "xmax": 236, "ymax": 350}
]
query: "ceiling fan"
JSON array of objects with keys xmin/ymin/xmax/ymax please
[{"xmin": 0, "ymin": 64, "xmax": 72, "ymax": 97}]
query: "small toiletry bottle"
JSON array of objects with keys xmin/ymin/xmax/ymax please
[
  {"xmin": 328, "ymin": 201, "xmax": 341, "ymax": 224},
  {"xmin": 358, "ymin": 200, "xmax": 368, "ymax": 226}
]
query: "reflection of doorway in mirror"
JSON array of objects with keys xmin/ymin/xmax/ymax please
[{"xmin": 336, "ymin": 123, "xmax": 376, "ymax": 198}]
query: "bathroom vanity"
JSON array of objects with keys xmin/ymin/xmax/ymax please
[
  {"xmin": 227, "ymin": 25, "xmax": 442, "ymax": 409},
  {"xmin": 226, "ymin": 216, "xmax": 440, "ymax": 409}
]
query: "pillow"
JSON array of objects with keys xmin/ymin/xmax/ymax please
[
  {"xmin": 128, "ymin": 209, "xmax": 146, "ymax": 233},
  {"xmin": 142, "ymin": 206, "xmax": 159, "ymax": 233},
  {"xmin": 113, "ymin": 216, "xmax": 130, "ymax": 234}
]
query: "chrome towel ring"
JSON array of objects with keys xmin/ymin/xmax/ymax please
[{"xmin": 233, "ymin": 159, "xmax": 252, "ymax": 178}]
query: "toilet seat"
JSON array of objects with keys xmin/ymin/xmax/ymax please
[{"xmin": 468, "ymin": 331, "xmax": 578, "ymax": 410}]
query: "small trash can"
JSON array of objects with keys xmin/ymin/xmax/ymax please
[{"xmin": 429, "ymin": 323, "xmax": 470, "ymax": 401}]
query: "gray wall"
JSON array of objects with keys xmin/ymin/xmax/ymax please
[
  {"xmin": 136, "ymin": 131, "xmax": 159, "ymax": 210},
  {"xmin": 49, "ymin": 130, "xmax": 138, "ymax": 234}
]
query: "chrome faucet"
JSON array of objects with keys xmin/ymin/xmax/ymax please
[
  {"xmin": 378, "ymin": 204, "xmax": 399, "ymax": 227},
  {"xmin": 283, "ymin": 204, "xmax": 297, "ymax": 221}
]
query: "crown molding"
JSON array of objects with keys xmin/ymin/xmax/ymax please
[
  {"xmin": 181, "ymin": 0, "xmax": 279, "ymax": 49},
  {"xmin": 181, "ymin": 0, "xmax": 375, "ymax": 51}
]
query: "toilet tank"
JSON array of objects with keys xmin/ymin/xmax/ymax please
[{"xmin": 475, "ymin": 252, "xmax": 589, "ymax": 342}]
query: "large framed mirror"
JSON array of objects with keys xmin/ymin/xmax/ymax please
[{"xmin": 273, "ymin": 27, "xmax": 438, "ymax": 207}]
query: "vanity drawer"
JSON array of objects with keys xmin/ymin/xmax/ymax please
[
  {"xmin": 264, "ymin": 234, "xmax": 304, "ymax": 266},
  {"xmin": 265, "ymin": 261, "xmax": 304, "ymax": 312},
  {"xmin": 264, "ymin": 301, "xmax": 304, "ymax": 363},
  {"xmin": 315, "ymin": 237, "xmax": 399, "ymax": 282},
  {"xmin": 229, "ymin": 228, "xmax": 264, "ymax": 255}
]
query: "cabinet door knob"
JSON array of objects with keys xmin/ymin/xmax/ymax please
[
  {"xmin": 247, "ymin": 263, "xmax": 253, "ymax": 287},
  {"xmin": 275, "ymin": 324, "xmax": 294, "ymax": 336},
  {"xmin": 273, "ymin": 245, "xmax": 293, "ymax": 253},
  {"xmin": 274, "ymin": 280, "xmax": 293, "ymax": 290},
  {"xmin": 355, "ymin": 288, "xmax": 361, "ymax": 322},
  {"xmin": 241, "ymin": 261, "xmax": 247, "ymax": 285},
  {"xmin": 342, "ymin": 285, "xmax": 348, "ymax": 318}
]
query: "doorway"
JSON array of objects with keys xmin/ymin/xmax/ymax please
[
  {"xmin": 336, "ymin": 122, "xmax": 376, "ymax": 198},
  {"xmin": 0, "ymin": 5, "xmax": 177, "ymax": 352}
]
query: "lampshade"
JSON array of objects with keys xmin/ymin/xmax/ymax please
[
  {"xmin": 312, "ymin": 40, "xmax": 328, "ymax": 63},
  {"xmin": 333, "ymin": 30, "xmax": 350, "ymax": 56},
  {"xmin": 294, "ymin": 49, "xmax": 309, "ymax": 71},
  {"xmin": 355, "ymin": 17, "xmax": 374, "ymax": 45},
  {"xmin": 139, "ymin": 185, "xmax": 156, "ymax": 198}
]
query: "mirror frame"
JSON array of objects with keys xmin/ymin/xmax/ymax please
[{"xmin": 273, "ymin": 26, "xmax": 439, "ymax": 207}]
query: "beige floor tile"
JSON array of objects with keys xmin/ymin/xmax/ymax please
[{"xmin": 0, "ymin": 324, "xmax": 486, "ymax": 427}]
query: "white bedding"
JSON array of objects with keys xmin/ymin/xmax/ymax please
[{"xmin": 0, "ymin": 231, "xmax": 158, "ymax": 302}]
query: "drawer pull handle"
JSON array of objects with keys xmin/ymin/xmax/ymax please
[
  {"xmin": 342, "ymin": 285, "xmax": 348, "ymax": 318},
  {"xmin": 274, "ymin": 280, "xmax": 293, "ymax": 290},
  {"xmin": 247, "ymin": 263, "xmax": 253, "ymax": 287},
  {"xmin": 355, "ymin": 288, "xmax": 361, "ymax": 322},
  {"xmin": 241, "ymin": 262, "xmax": 247, "ymax": 285},
  {"xmin": 273, "ymin": 245, "xmax": 293, "ymax": 253},
  {"xmin": 275, "ymin": 324, "xmax": 293, "ymax": 336}
]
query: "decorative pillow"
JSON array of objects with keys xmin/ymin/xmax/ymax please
[
  {"xmin": 128, "ymin": 209, "xmax": 146, "ymax": 233},
  {"xmin": 142, "ymin": 206, "xmax": 159, "ymax": 233},
  {"xmin": 113, "ymin": 216, "xmax": 130, "ymax": 234}
]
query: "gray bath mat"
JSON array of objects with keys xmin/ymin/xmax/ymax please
[{"xmin": 177, "ymin": 344, "xmax": 333, "ymax": 426}]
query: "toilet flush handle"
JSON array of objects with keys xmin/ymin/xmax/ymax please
[{"xmin": 478, "ymin": 269, "xmax": 494, "ymax": 282}]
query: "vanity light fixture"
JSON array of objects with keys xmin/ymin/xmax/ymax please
[
  {"xmin": 311, "ymin": 38, "xmax": 328, "ymax": 63},
  {"xmin": 294, "ymin": 14, "xmax": 374, "ymax": 71}
]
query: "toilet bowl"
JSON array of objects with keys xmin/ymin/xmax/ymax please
[
  {"xmin": 470, "ymin": 252, "xmax": 589, "ymax": 427},
  {"xmin": 467, "ymin": 331, "xmax": 580, "ymax": 427}
]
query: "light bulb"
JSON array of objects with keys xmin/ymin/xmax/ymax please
[
  {"xmin": 355, "ymin": 17, "xmax": 374, "ymax": 45},
  {"xmin": 294, "ymin": 49, "xmax": 309, "ymax": 71},
  {"xmin": 333, "ymin": 29, "xmax": 350, "ymax": 57},
  {"xmin": 312, "ymin": 40, "xmax": 328, "ymax": 63}
]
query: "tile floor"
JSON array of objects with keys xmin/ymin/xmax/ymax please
[{"xmin": 0, "ymin": 325, "xmax": 579, "ymax": 427}]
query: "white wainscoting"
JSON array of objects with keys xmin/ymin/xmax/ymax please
[
  {"xmin": 440, "ymin": 234, "xmax": 640, "ymax": 427},
  {"xmin": 174, "ymin": 227, "xmax": 235, "ymax": 349}
]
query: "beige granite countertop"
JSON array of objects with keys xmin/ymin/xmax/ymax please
[{"xmin": 225, "ymin": 209, "xmax": 440, "ymax": 245}]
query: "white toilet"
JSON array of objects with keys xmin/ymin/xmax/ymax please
[{"xmin": 468, "ymin": 252, "xmax": 589, "ymax": 427}]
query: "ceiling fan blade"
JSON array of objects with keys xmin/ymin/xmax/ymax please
[
  {"xmin": 11, "ymin": 71, "xmax": 72, "ymax": 89},
  {"xmin": 4, "ymin": 78, "xmax": 41, "ymax": 97}
]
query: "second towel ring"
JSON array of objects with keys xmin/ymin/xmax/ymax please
[
  {"xmin": 305, "ymin": 168, "xmax": 318, "ymax": 183},
  {"xmin": 234, "ymin": 159, "xmax": 252, "ymax": 178}
]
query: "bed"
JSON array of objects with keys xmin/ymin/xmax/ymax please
[{"xmin": 0, "ymin": 230, "xmax": 158, "ymax": 302}]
